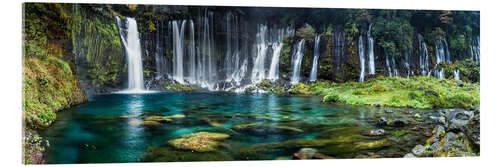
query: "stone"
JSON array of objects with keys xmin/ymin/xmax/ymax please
[
  {"xmin": 411, "ymin": 145, "xmax": 426, "ymax": 157},
  {"xmin": 378, "ymin": 117, "xmax": 387, "ymax": 126},
  {"xmin": 168, "ymin": 132, "xmax": 229, "ymax": 152},
  {"xmin": 390, "ymin": 119, "xmax": 407, "ymax": 127},
  {"xmin": 447, "ymin": 109, "xmax": 474, "ymax": 131},
  {"xmin": 403, "ymin": 153, "xmax": 416, "ymax": 158},
  {"xmin": 363, "ymin": 129, "xmax": 385, "ymax": 136},
  {"xmin": 425, "ymin": 90, "xmax": 439, "ymax": 97},
  {"xmin": 384, "ymin": 109, "xmax": 393, "ymax": 113},
  {"xmin": 231, "ymin": 123, "xmax": 303, "ymax": 136}
]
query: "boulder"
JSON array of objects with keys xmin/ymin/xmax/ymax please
[
  {"xmin": 403, "ymin": 153, "xmax": 416, "ymax": 158},
  {"xmin": 292, "ymin": 148, "xmax": 318, "ymax": 159},
  {"xmin": 411, "ymin": 145, "xmax": 426, "ymax": 157},
  {"xmin": 231, "ymin": 123, "xmax": 303, "ymax": 136},
  {"xmin": 362, "ymin": 129, "xmax": 385, "ymax": 136},
  {"xmin": 168, "ymin": 132, "xmax": 230, "ymax": 152}
]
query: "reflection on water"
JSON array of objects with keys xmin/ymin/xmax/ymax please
[{"xmin": 42, "ymin": 92, "xmax": 436, "ymax": 163}]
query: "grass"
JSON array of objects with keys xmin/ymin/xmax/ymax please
[{"xmin": 318, "ymin": 76, "xmax": 479, "ymax": 109}]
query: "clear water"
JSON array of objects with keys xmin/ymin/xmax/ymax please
[{"xmin": 41, "ymin": 93, "xmax": 436, "ymax": 163}]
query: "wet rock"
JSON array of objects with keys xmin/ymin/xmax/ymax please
[
  {"xmin": 425, "ymin": 90, "xmax": 439, "ymax": 97},
  {"xmin": 312, "ymin": 153, "xmax": 333, "ymax": 159},
  {"xmin": 446, "ymin": 109, "xmax": 474, "ymax": 131},
  {"xmin": 456, "ymin": 80, "xmax": 464, "ymax": 87},
  {"xmin": 168, "ymin": 132, "xmax": 229, "ymax": 152},
  {"xmin": 292, "ymin": 148, "xmax": 318, "ymax": 159},
  {"xmin": 464, "ymin": 108, "xmax": 480, "ymax": 152},
  {"xmin": 354, "ymin": 139, "xmax": 391, "ymax": 150},
  {"xmin": 143, "ymin": 146, "xmax": 232, "ymax": 162},
  {"xmin": 127, "ymin": 120, "xmax": 162, "ymax": 127},
  {"xmin": 390, "ymin": 119, "xmax": 407, "ymax": 127},
  {"xmin": 363, "ymin": 129, "xmax": 385, "ymax": 136},
  {"xmin": 378, "ymin": 117, "xmax": 387, "ymax": 126},
  {"xmin": 403, "ymin": 153, "xmax": 416, "ymax": 158},
  {"xmin": 231, "ymin": 123, "xmax": 303, "ymax": 136},
  {"xmin": 411, "ymin": 145, "xmax": 426, "ymax": 157},
  {"xmin": 384, "ymin": 110, "xmax": 393, "ymax": 113}
]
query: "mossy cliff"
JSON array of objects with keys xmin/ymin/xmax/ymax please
[
  {"xmin": 22, "ymin": 3, "xmax": 105, "ymax": 164},
  {"xmin": 72, "ymin": 4, "xmax": 126, "ymax": 94}
]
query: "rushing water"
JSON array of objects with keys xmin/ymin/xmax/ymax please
[
  {"xmin": 116, "ymin": 17, "xmax": 148, "ymax": 93},
  {"xmin": 310, "ymin": 35, "xmax": 320, "ymax": 82},
  {"xmin": 42, "ymin": 93, "xmax": 437, "ymax": 163},
  {"xmin": 291, "ymin": 39, "xmax": 305, "ymax": 85}
]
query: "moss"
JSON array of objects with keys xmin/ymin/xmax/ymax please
[
  {"xmin": 231, "ymin": 123, "xmax": 303, "ymax": 135},
  {"xmin": 289, "ymin": 81, "xmax": 336, "ymax": 95},
  {"xmin": 167, "ymin": 132, "xmax": 230, "ymax": 152},
  {"xmin": 390, "ymin": 130, "xmax": 410, "ymax": 137},
  {"xmin": 322, "ymin": 76, "xmax": 479, "ymax": 109},
  {"xmin": 143, "ymin": 146, "xmax": 232, "ymax": 162},
  {"xmin": 161, "ymin": 81, "xmax": 197, "ymax": 91},
  {"xmin": 23, "ymin": 57, "xmax": 87, "ymax": 129}
]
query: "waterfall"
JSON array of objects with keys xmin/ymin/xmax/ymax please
[
  {"xmin": 332, "ymin": 30, "xmax": 346, "ymax": 80},
  {"xmin": 434, "ymin": 39, "xmax": 449, "ymax": 79},
  {"xmin": 418, "ymin": 34, "xmax": 430, "ymax": 76},
  {"xmin": 172, "ymin": 20, "xmax": 187, "ymax": 84},
  {"xmin": 224, "ymin": 12, "xmax": 247, "ymax": 85},
  {"xmin": 154, "ymin": 21, "xmax": 169, "ymax": 79},
  {"xmin": 358, "ymin": 35, "xmax": 366, "ymax": 82},
  {"xmin": 404, "ymin": 50, "xmax": 412, "ymax": 77},
  {"xmin": 471, "ymin": 36, "xmax": 480, "ymax": 62},
  {"xmin": 291, "ymin": 39, "xmax": 305, "ymax": 85},
  {"xmin": 367, "ymin": 24, "xmax": 375, "ymax": 74},
  {"xmin": 454, "ymin": 69, "xmax": 460, "ymax": 81},
  {"xmin": 251, "ymin": 24, "xmax": 269, "ymax": 83},
  {"xmin": 310, "ymin": 35, "xmax": 320, "ymax": 82},
  {"xmin": 191, "ymin": 11, "xmax": 218, "ymax": 90},
  {"xmin": 187, "ymin": 20, "xmax": 196, "ymax": 83},
  {"xmin": 115, "ymin": 17, "xmax": 148, "ymax": 93},
  {"xmin": 267, "ymin": 29, "xmax": 285, "ymax": 81},
  {"xmin": 385, "ymin": 51, "xmax": 392, "ymax": 77}
]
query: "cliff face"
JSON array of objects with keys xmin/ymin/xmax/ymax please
[{"xmin": 72, "ymin": 4, "xmax": 127, "ymax": 95}]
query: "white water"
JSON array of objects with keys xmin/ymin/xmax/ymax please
[
  {"xmin": 251, "ymin": 24, "xmax": 269, "ymax": 83},
  {"xmin": 310, "ymin": 35, "xmax": 320, "ymax": 81},
  {"xmin": 187, "ymin": 20, "xmax": 196, "ymax": 83},
  {"xmin": 367, "ymin": 24, "xmax": 375, "ymax": 74},
  {"xmin": 358, "ymin": 35, "xmax": 366, "ymax": 82},
  {"xmin": 267, "ymin": 28, "xmax": 285, "ymax": 81},
  {"xmin": 434, "ymin": 39, "xmax": 449, "ymax": 79},
  {"xmin": 470, "ymin": 36, "xmax": 480, "ymax": 62},
  {"xmin": 115, "ymin": 17, "xmax": 152, "ymax": 94},
  {"xmin": 172, "ymin": 20, "xmax": 187, "ymax": 84},
  {"xmin": 291, "ymin": 39, "xmax": 305, "ymax": 85},
  {"xmin": 454, "ymin": 69, "xmax": 460, "ymax": 81},
  {"xmin": 418, "ymin": 34, "xmax": 430, "ymax": 76}
]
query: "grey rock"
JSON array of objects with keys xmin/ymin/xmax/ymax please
[
  {"xmin": 403, "ymin": 153, "xmax": 416, "ymax": 158},
  {"xmin": 412, "ymin": 145, "xmax": 426, "ymax": 157}
]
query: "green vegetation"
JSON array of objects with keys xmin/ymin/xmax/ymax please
[
  {"xmin": 168, "ymin": 132, "xmax": 230, "ymax": 152},
  {"xmin": 161, "ymin": 81, "xmax": 197, "ymax": 91},
  {"xmin": 322, "ymin": 76, "xmax": 479, "ymax": 109},
  {"xmin": 289, "ymin": 81, "xmax": 336, "ymax": 95}
]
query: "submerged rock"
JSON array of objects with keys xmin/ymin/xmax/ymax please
[
  {"xmin": 167, "ymin": 132, "xmax": 229, "ymax": 152},
  {"xmin": 363, "ymin": 129, "xmax": 385, "ymax": 136},
  {"xmin": 293, "ymin": 148, "xmax": 318, "ymax": 159},
  {"xmin": 143, "ymin": 146, "xmax": 232, "ymax": 162},
  {"xmin": 127, "ymin": 120, "xmax": 162, "ymax": 127},
  {"xmin": 231, "ymin": 123, "xmax": 303, "ymax": 135}
]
